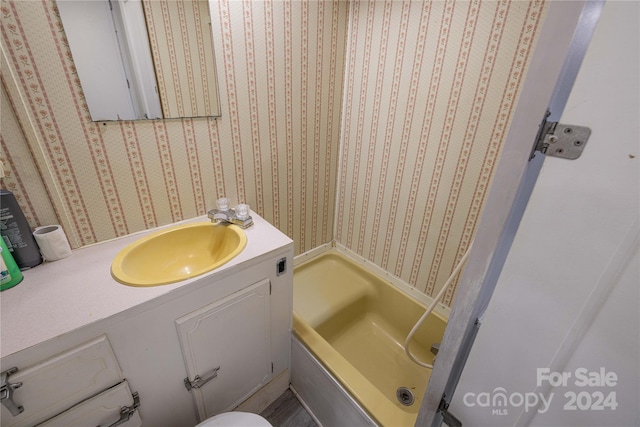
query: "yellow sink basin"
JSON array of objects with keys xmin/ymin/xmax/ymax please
[{"xmin": 111, "ymin": 222, "xmax": 247, "ymax": 286}]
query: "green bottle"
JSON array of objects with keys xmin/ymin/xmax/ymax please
[{"xmin": 1, "ymin": 237, "xmax": 23, "ymax": 291}]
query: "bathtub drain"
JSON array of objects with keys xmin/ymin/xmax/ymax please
[{"xmin": 396, "ymin": 387, "xmax": 415, "ymax": 406}]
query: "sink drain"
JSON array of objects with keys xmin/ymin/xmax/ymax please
[{"xmin": 396, "ymin": 387, "xmax": 415, "ymax": 406}]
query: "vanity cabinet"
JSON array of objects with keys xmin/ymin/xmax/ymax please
[{"xmin": 1, "ymin": 226, "xmax": 293, "ymax": 427}]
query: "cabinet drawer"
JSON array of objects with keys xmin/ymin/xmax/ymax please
[
  {"xmin": 1, "ymin": 335, "xmax": 122, "ymax": 427},
  {"xmin": 38, "ymin": 380, "xmax": 141, "ymax": 427}
]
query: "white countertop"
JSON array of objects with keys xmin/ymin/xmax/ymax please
[{"xmin": 0, "ymin": 213, "xmax": 293, "ymax": 358}]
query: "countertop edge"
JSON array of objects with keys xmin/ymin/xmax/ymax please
[{"xmin": 0, "ymin": 212, "xmax": 293, "ymax": 358}]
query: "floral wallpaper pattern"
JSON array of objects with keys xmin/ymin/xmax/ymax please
[
  {"xmin": 1, "ymin": 0, "xmax": 547, "ymax": 308},
  {"xmin": 336, "ymin": 0, "xmax": 546, "ymax": 305},
  {"xmin": 1, "ymin": 0, "xmax": 348, "ymax": 255},
  {"xmin": 142, "ymin": 0, "xmax": 220, "ymax": 118}
]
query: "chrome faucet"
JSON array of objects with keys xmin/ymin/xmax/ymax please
[{"xmin": 207, "ymin": 198, "xmax": 253, "ymax": 228}]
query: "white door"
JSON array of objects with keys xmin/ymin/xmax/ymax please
[
  {"xmin": 430, "ymin": 1, "xmax": 639, "ymax": 426},
  {"xmin": 419, "ymin": 1, "xmax": 639, "ymax": 426}
]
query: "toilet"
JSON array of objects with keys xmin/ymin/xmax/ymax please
[{"xmin": 195, "ymin": 411, "xmax": 273, "ymax": 427}]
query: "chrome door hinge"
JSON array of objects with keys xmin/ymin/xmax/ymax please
[
  {"xmin": 0, "ymin": 367, "xmax": 23, "ymax": 417},
  {"xmin": 184, "ymin": 366, "xmax": 220, "ymax": 391},
  {"xmin": 439, "ymin": 394, "xmax": 462, "ymax": 427},
  {"xmin": 98, "ymin": 391, "xmax": 140, "ymax": 427},
  {"xmin": 531, "ymin": 110, "xmax": 591, "ymax": 160}
]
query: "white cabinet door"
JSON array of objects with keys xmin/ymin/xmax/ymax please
[
  {"xmin": 1, "ymin": 335, "xmax": 123, "ymax": 427},
  {"xmin": 176, "ymin": 278, "xmax": 272, "ymax": 420}
]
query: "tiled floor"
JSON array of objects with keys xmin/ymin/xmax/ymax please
[{"xmin": 260, "ymin": 389, "xmax": 317, "ymax": 427}]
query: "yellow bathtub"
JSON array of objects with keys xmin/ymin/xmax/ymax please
[{"xmin": 293, "ymin": 249, "xmax": 447, "ymax": 426}]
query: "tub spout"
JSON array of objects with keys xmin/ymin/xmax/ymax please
[
  {"xmin": 430, "ymin": 343, "xmax": 440, "ymax": 356},
  {"xmin": 430, "ymin": 343, "xmax": 440, "ymax": 364}
]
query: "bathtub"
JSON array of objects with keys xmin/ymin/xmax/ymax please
[{"xmin": 292, "ymin": 249, "xmax": 447, "ymax": 426}]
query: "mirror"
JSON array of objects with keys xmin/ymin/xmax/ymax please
[{"xmin": 57, "ymin": 0, "xmax": 221, "ymax": 121}]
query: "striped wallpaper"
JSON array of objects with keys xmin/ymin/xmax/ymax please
[
  {"xmin": 142, "ymin": 0, "xmax": 221, "ymax": 118},
  {"xmin": 1, "ymin": 0, "xmax": 547, "ymax": 308},
  {"xmin": 1, "ymin": 0, "xmax": 348, "ymax": 256},
  {"xmin": 336, "ymin": 0, "xmax": 547, "ymax": 306}
]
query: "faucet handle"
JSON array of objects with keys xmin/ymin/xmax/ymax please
[
  {"xmin": 216, "ymin": 197, "xmax": 230, "ymax": 211},
  {"xmin": 235, "ymin": 204, "xmax": 250, "ymax": 220}
]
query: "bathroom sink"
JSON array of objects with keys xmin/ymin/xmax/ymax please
[{"xmin": 111, "ymin": 222, "xmax": 247, "ymax": 286}]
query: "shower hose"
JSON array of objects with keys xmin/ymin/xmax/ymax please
[{"xmin": 404, "ymin": 242, "xmax": 473, "ymax": 369}]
